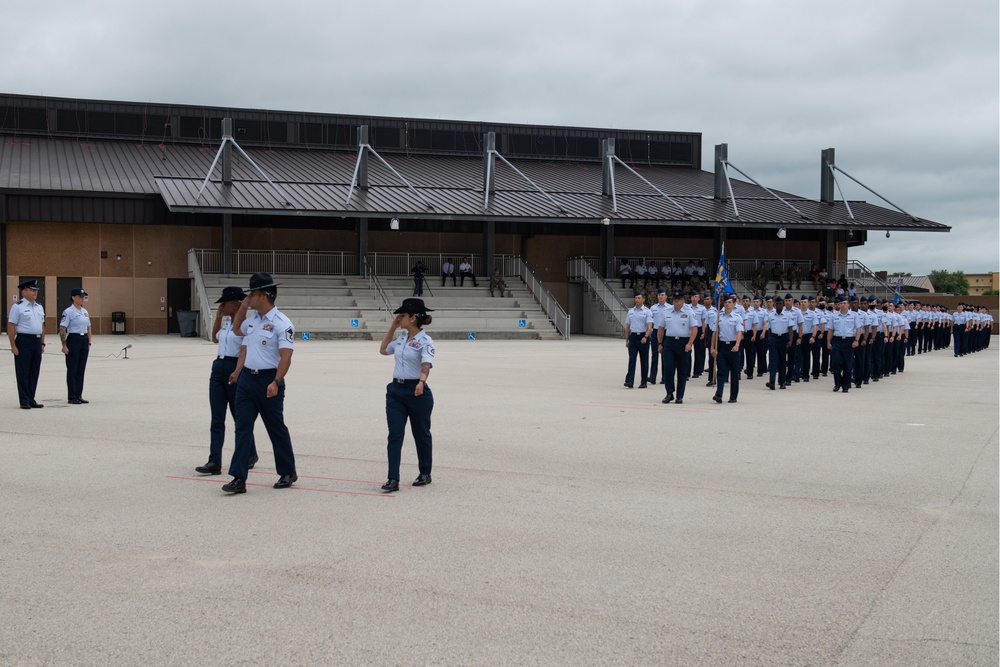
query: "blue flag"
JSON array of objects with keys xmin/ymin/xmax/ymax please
[
  {"xmin": 893, "ymin": 279, "xmax": 902, "ymax": 305},
  {"xmin": 714, "ymin": 243, "xmax": 734, "ymax": 297}
]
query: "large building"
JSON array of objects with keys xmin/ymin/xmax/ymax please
[
  {"xmin": 1, "ymin": 94, "xmax": 949, "ymax": 334},
  {"xmin": 967, "ymin": 272, "xmax": 999, "ymax": 296}
]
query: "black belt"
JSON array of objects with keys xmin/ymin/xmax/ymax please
[
  {"xmin": 770, "ymin": 332, "xmax": 788, "ymax": 337},
  {"xmin": 71, "ymin": 332, "xmax": 87, "ymax": 336},
  {"xmin": 245, "ymin": 368, "xmax": 276, "ymax": 374},
  {"xmin": 217, "ymin": 355, "xmax": 239, "ymax": 360},
  {"xmin": 663, "ymin": 336, "xmax": 688, "ymax": 341},
  {"xmin": 720, "ymin": 339, "xmax": 737, "ymax": 344},
  {"xmin": 16, "ymin": 333, "xmax": 42, "ymax": 338},
  {"xmin": 393, "ymin": 378, "xmax": 420, "ymax": 385},
  {"xmin": 834, "ymin": 336, "xmax": 853, "ymax": 339}
]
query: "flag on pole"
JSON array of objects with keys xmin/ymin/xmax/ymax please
[
  {"xmin": 714, "ymin": 243, "xmax": 734, "ymax": 297},
  {"xmin": 893, "ymin": 279, "xmax": 903, "ymax": 305}
]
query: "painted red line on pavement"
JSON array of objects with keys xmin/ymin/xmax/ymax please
[
  {"xmin": 166, "ymin": 475, "xmax": 393, "ymax": 498},
  {"xmin": 248, "ymin": 470, "xmax": 386, "ymax": 485}
]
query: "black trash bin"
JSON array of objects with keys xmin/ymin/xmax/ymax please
[
  {"xmin": 177, "ymin": 310, "xmax": 199, "ymax": 337},
  {"xmin": 111, "ymin": 311, "xmax": 126, "ymax": 335}
]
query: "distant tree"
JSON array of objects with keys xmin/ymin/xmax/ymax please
[
  {"xmin": 889, "ymin": 271, "xmax": 912, "ymax": 277},
  {"xmin": 983, "ymin": 290, "xmax": 999, "ymax": 296},
  {"xmin": 928, "ymin": 269, "xmax": 969, "ymax": 295}
]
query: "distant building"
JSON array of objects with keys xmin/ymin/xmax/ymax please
[{"xmin": 966, "ymin": 272, "xmax": 1000, "ymax": 295}]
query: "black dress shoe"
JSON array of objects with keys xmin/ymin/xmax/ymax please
[
  {"xmin": 706, "ymin": 381, "xmax": 714, "ymax": 387},
  {"xmin": 675, "ymin": 398, "xmax": 683, "ymax": 404},
  {"xmin": 68, "ymin": 398, "xmax": 82, "ymax": 404},
  {"xmin": 779, "ymin": 384, "xmax": 786, "ymax": 389},
  {"xmin": 728, "ymin": 398, "xmax": 737, "ymax": 403},
  {"xmin": 712, "ymin": 395, "xmax": 722, "ymax": 403},
  {"xmin": 78, "ymin": 398, "xmax": 89, "ymax": 404},
  {"xmin": 273, "ymin": 474, "xmax": 298, "ymax": 489},
  {"xmin": 20, "ymin": 405, "xmax": 30, "ymax": 410},
  {"xmin": 832, "ymin": 386, "xmax": 841, "ymax": 392},
  {"xmin": 248, "ymin": 453, "xmax": 259, "ymax": 470},
  {"xmin": 802, "ymin": 377, "xmax": 809, "ymax": 383},
  {"xmin": 412, "ymin": 474, "xmax": 432, "ymax": 486},
  {"xmin": 222, "ymin": 478, "xmax": 246, "ymax": 494},
  {"xmin": 638, "ymin": 384, "xmax": 647, "ymax": 389},
  {"xmin": 196, "ymin": 463, "xmax": 222, "ymax": 475},
  {"xmin": 381, "ymin": 479, "xmax": 399, "ymax": 493},
  {"xmin": 662, "ymin": 394, "xmax": 674, "ymax": 404},
  {"xmin": 842, "ymin": 388, "xmax": 849, "ymax": 393},
  {"xmin": 624, "ymin": 383, "xmax": 633, "ymax": 389},
  {"xmin": 766, "ymin": 382, "xmax": 775, "ymax": 390},
  {"xmin": 29, "ymin": 402, "xmax": 43, "ymax": 408}
]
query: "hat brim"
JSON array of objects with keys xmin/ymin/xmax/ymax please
[
  {"xmin": 393, "ymin": 306, "xmax": 435, "ymax": 314},
  {"xmin": 215, "ymin": 295, "xmax": 244, "ymax": 303},
  {"xmin": 247, "ymin": 282, "xmax": 280, "ymax": 291}
]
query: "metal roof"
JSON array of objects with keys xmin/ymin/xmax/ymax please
[{"xmin": 1, "ymin": 136, "xmax": 950, "ymax": 232}]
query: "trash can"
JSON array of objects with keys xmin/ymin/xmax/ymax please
[
  {"xmin": 177, "ymin": 310, "xmax": 199, "ymax": 338},
  {"xmin": 111, "ymin": 311, "xmax": 126, "ymax": 335}
]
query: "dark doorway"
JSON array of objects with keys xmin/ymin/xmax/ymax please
[
  {"xmin": 166, "ymin": 278, "xmax": 192, "ymax": 334},
  {"xmin": 17, "ymin": 275, "xmax": 46, "ymax": 309},
  {"xmin": 56, "ymin": 277, "xmax": 83, "ymax": 317}
]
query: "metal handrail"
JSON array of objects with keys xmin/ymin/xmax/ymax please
[
  {"xmin": 365, "ymin": 255, "xmax": 393, "ymax": 313},
  {"xmin": 567, "ymin": 257, "xmax": 628, "ymax": 328},
  {"xmin": 845, "ymin": 259, "xmax": 900, "ymax": 301},
  {"xmin": 187, "ymin": 249, "xmax": 214, "ymax": 341},
  {"xmin": 510, "ymin": 257, "xmax": 570, "ymax": 339},
  {"xmin": 193, "ymin": 249, "xmax": 356, "ymax": 275}
]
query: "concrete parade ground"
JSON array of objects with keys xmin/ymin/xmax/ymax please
[{"xmin": 0, "ymin": 334, "xmax": 997, "ymax": 666}]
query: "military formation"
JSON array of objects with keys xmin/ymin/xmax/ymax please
[{"xmin": 623, "ymin": 287, "xmax": 994, "ymax": 405}]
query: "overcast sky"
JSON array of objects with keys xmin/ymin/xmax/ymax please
[{"xmin": 2, "ymin": 0, "xmax": 997, "ymax": 274}]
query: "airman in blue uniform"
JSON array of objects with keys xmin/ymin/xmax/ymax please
[
  {"xmin": 659, "ymin": 292, "xmax": 697, "ymax": 404},
  {"xmin": 711, "ymin": 294, "xmax": 743, "ymax": 403},
  {"xmin": 8, "ymin": 279, "xmax": 46, "ymax": 409},
  {"xmin": 59, "ymin": 288, "xmax": 92, "ymax": 404}
]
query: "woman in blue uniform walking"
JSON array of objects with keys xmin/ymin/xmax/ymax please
[
  {"xmin": 196, "ymin": 286, "xmax": 257, "ymax": 475},
  {"xmin": 378, "ymin": 298, "xmax": 436, "ymax": 493},
  {"xmin": 59, "ymin": 288, "xmax": 92, "ymax": 404}
]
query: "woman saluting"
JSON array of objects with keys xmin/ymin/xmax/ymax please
[{"xmin": 378, "ymin": 298, "xmax": 436, "ymax": 493}]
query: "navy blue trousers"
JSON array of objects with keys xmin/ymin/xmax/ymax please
[
  {"xmin": 625, "ymin": 333, "xmax": 649, "ymax": 386},
  {"xmin": 953, "ymin": 325, "xmax": 964, "ymax": 356},
  {"xmin": 715, "ymin": 341, "xmax": 740, "ymax": 400},
  {"xmin": 14, "ymin": 334, "xmax": 43, "ymax": 407},
  {"xmin": 386, "ymin": 381, "xmax": 433, "ymax": 481},
  {"xmin": 831, "ymin": 338, "xmax": 854, "ymax": 390},
  {"xmin": 648, "ymin": 335, "xmax": 660, "ymax": 383},
  {"xmin": 228, "ymin": 369, "xmax": 295, "ymax": 481},
  {"xmin": 209, "ymin": 357, "xmax": 256, "ymax": 467},
  {"xmin": 662, "ymin": 338, "xmax": 690, "ymax": 398},
  {"xmin": 768, "ymin": 334, "xmax": 788, "ymax": 385},
  {"xmin": 64, "ymin": 333, "xmax": 89, "ymax": 401}
]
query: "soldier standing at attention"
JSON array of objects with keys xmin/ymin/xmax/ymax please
[
  {"xmin": 59, "ymin": 288, "xmax": 92, "ymax": 404},
  {"xmin": 689, "ymin": 291, "xmax": 707, "ymax": 379},
  {"xmin": 659, "ymin": 292, "xmax": 697, "ymax": 405},
  {"xmin": 711, "ymin": 294, "xmax": 743, "ymax": 404},
  {"xmin": 623, "ymin": 291, "xmax": 653, "ymax": 389},
  {"xmin": 762, "ymin": 296, "xmax": 792, "ymax": 390},
  {"xmin": 222, "ymin": 273, "xmax": 298, "ymax": 495},
  {"xmin": 8, "ymin": 279, "xmax": 46, "ymax": 409},
  {"xmin": 648, "ymin": 288, "xmax": 668, "ymax": 385},
  {"xmin": 827, "ymin": 296, "xmax": 861, "ymax": 393}
]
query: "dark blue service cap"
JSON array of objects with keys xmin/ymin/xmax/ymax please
[
  {"xmin": 742, "ymin": 294, "xmax": 750, "ymax": 300},
  {"xmin": 657, "ymin": 287, "xmax": 667, "ymax": 294},
  {"xmin": 801, "ymin": 295, "xmax": 809, "ymax": 300},
  {"xmin": 70, "ymin": 288, "xmax": 88, "ymax": 297},
  {"xmin": 848, "ymin": 295, "xmax": 859, "ymax": 302},
  {"xmin": 836, "ymin": 296, "xmax": 847, "ymax": 303},
  {"xmin": 689, "ymin": 290, "xmax": 699, "ymax": 296},
  {"xmin": 765, "ymin": 295, "xmax": 773, "ymax": 301},
  {"xmin": 672, "ymin": 291, "xmax": 686, "ymax": 300},
  {"xmin": 868, "ymin": 296, "xmax": 877, "ymax": 302},
  {"xmin": 18, "ymin": 279, "xmax": 39, "ymax": 290},
  {"xmin": 633, "ymin": 290, "xmax": 645, "ymax": 296}
]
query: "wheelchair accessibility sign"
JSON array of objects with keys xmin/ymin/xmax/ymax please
[
  {"xmin": 350, "ymin": 319, "xmax": 359, "ymax": 328},
  {"xmin": 518, "ymin": 319, "xmax": 527, "ymax": 328},
  {"xmin": 467, "ymin": 332, "xmax": 477, "ymax": 340},
  {"xmin": 301, "ymin": 332, "xmax": 311, "ymax": 341}
]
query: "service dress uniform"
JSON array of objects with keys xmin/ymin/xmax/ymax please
[
  {"xmin": 624, "ymin": 297, "xmax": 653, "ymax": 388},
  {"xmin": 713, "ymin": 306, "xmax": 743, "ymax": 402},
  {"xmin": 648, "ymin": 294, "xmax": 668, "ymax": 384},
  {"xmin": 828, "ymin": 303, "xmax": 861, "ymax": 392},
  {"xmin": 201, "ymin": 290, "xmax": 258, "ymax": 474},
  {"xmin": 8, "ymin": 282, "xmax": 46, "ymax": 409},
  {"xmin": 384, "ymin": 320, "xmax": 436, "ymax": 485},
  {"xmin": 659, "ymin": 297, "xmax": 696, "ymax": 404},
  {"xmin": 763, "ymin": 307, "xmax": 792, "ymax": 388},
  {"xmin": 226, "ymin": 281, "xmax": 297, "ymax": 489},
  {"xmin": 703, "ymin": 303, "xmax": 718, "ymax": 385},
  {"xmin": 59, "ymin": 291, "xmax": 91, "ymax": 403}
]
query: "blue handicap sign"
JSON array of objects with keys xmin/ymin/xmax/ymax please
[
  {"xmin": 467, "ymin": 332, "xmax": 477, "ymax": 340},
  {"xmin": 518, "ymin": 319, "xmax": 527, "ymax": 328},
  {"xmin": 350, "ymin": 319, "xmax": 359, "ymax": 328},
  {"xmin": 301, "ymin": 332, "xmax": 311, "ymax": 341}
]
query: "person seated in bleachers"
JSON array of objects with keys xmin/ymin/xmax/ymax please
[
  {"xmin": 771, "ymin": 263, "xmax": 786, "ymax": 290},
  {"xmin": 459, "ymin": 256, "xmax": 479, "ymax": 287},
  {"xmin": 441, "ymin": 258, "xmax": 457, "ymax": 286},
  {"xmin": 635, "ymin": 261, "xmax": 648, "ymax": 288},
  {"xmin": 647, "ymin": 262, "xmax": 659, "ymax": 289},
  {"xmin": 489, "ymin": 269, "xmax": 507, "ymax": 297},
  {"xmin": 619, "ymin": 259, "xmax": 634, "ymax": 289}
]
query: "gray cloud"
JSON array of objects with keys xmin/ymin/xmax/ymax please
[{"xmin": 2, "ymin": 0, "xmax": 997, "ymax": 273}]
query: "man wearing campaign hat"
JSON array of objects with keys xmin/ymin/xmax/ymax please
[
  {"xmin": 8, "ymin": 279, "xmax": 46, "ymax": 409},
  {"xmin": 222, "ymin": 273, "xmax": 298, "ymax": 494},
  {"xmin": 59, "ymin": 288, "xmax": 92, "ymax": 404}
]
